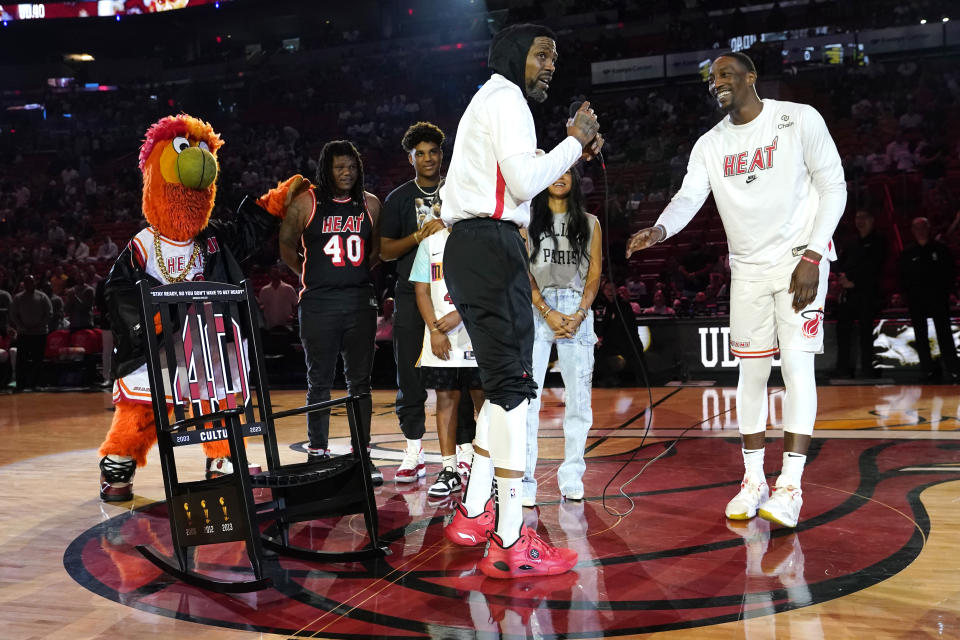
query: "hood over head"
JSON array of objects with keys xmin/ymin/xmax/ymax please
[{"xmin": 487, "ymin": 23, "xmax": 557, "ymax": 93}]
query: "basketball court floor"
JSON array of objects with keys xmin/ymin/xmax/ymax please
[{"xmin": 1, "ymin": 384, "xmax": 958, "ymax": 639}]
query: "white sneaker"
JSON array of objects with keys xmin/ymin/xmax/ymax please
[
  {"xmin": 759, "ymin": 484, "xmax": 803, "ymax": 528},
  {"xmin": 724, "ymin": 477, "xmax": 769, "ymax": 520},
  {"xmin": 456, "ymin": 443, "xmax": 474, "ymax": 479},
  {"xmin": 395, "ymin": 447, "xmax": 426, "ymax": 483}
]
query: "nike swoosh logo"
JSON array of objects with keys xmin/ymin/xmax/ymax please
[{"xmin": 746, "ymin": 175, "xmax": 757, "ymax": 183}]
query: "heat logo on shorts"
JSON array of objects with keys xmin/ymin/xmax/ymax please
[{"xmin": 801, "ymin": 308, "xmax": 823, "ymax": 339}]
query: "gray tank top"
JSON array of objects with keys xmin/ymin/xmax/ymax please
[{"xmin": 528, "ymin": 211, "xmax": 597, "ymax": 293}]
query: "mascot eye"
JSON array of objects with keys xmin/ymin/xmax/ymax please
[
  {"xmin": 172, "ymin": 136, "xmax": 191, "ymax": 153},
  {"xmin": 198, "ymin": 141, "xmax": 210, "ymax": 152}
]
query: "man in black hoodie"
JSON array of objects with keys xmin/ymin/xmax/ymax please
[{"xmin": 439, "ymin": 23, "xmax": 602, "ymax": 579}]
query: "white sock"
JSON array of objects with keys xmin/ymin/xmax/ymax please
[
  {"xmin": 495, "ymin": 475, "xmax": 523, "ymax": 546},
  {"xmin": 441, "ymin": 455, "xmax": 456, "ymax": 472},
  {"xmin": 462, "ymin": 452, "xmax": 493, "ymax": 517},
  {"xmin": 779, "ymin": 452, "xmax": 806, "ymax": 488},
  {"xmin": 458, "ymin": 442, "xmax": 474, "ymax": 459},
  {"xmin": 742, "ymin": 448, "xmax": 765, "ymax": 484},
  {"xmin": 406, "ymin": 438, "xmax": 421, "ymax": 454}
]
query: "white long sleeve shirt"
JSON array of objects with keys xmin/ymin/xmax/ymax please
[
  {"xmin": 657, "ymin": 99, "xmax": 847, "ymax": 281},
  {"xmin": 441, "ymin": 74, "xmax": 583, "ymax": 228}
]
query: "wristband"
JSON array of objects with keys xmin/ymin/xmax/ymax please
[
  {"xmin": 429, "ymin": 327, "xmax": 440, "ymax": 334},
  {"xmin": 414, "ymin": 230, "xmax": 421, "ymax": 243},
  {"xmin": 539, "ymin": 306, "xmax": 552, "ymax": 319},
  {"xmin": 800, "ymin": 255, "xmax": 820, "ymax": 266},
  {"xmin": 576, "ymin": 307, "xmax": 588, "ymax": 318},
  {"xmin": 655, "ymin": 224, "xmax": 667, "ymax": 244}
]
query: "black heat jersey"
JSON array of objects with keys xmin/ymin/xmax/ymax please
[{"xmin": 299, "ymin": 193, "xmax": 377, "ymax": 312}]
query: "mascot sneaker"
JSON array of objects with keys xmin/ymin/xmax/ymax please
[
  {"xmin": 205, "ymin": 457, "xmax": 234, "ymax": 479},
  {"xmin": 444, "ymin": 496, "xmax": 495, "ymax": 546},
  {"xmin": 759, "ymin": 484, "xmax": 803, "ymax": 528},
  {"xmin": 99, "ymin": 455, "xmax": 136, "ymax": 502},
  {"xmin": 396, "ymin": 447, "xmax": 426, "ymax": 483},
  {"xmin": 725, "ymin": 477, "xmax": 769, "ymax": 520},
  {"xmin": 479, "ymin": 527, "xmax": 578, "ymax": 579}
]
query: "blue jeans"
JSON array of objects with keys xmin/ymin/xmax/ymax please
[{"xmin": 523, "ymin": 287, "xmax": 596, "ymax": 499}]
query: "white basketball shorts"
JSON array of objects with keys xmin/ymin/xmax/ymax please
[{"xmin": 728, "ymin": 260, "xmax": 829, "ymax": 359}]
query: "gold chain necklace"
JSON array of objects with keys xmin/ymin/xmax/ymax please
[{"xmin": 153, "ymin": 230, "xmax": 201, "ymax": 283}]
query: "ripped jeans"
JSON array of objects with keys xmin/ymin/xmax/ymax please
[{"xmin": 523, "ymin": 287, "xmax": 597, "ymax": 499}]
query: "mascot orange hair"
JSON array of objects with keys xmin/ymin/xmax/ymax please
[{"xmin": 98, "ymin": 114, "xmax": 303, "ymax": 501}]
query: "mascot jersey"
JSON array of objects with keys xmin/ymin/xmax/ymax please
[
  {"xmin": 113, "ymin": 228, "xmax": 206, "ymax": 404},
  {"xmin": 409, "ymin": 228, "xmax": 477, "ymax": 368}
]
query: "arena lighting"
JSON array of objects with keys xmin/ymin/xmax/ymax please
[
  {"xmin": 920, "ymin": 18, "xmax": 927, "ymax": 24},
  {"xmin": 944, "ymin": 17, "xmax": 950, "ymax": 22},
  {"xmin": 64, "ymin": 53, "xmax": 95, "ymax": 62}
]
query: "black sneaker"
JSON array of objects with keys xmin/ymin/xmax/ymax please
[
  {"xmin": 428, "ymin": 467, "xmax": 463, "ymax": 497},
  {"xmin": 99, "ymin": 455, "xmax": 136, "ymax": 502}
]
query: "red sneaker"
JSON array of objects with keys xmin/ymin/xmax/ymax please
[
  {"xmin": 479, "ymin": 526, "xmax": 578, "ymax": 579},
  {"xmin": 443, "ymin": 497, "xmax": 494, "ymax": 547}
]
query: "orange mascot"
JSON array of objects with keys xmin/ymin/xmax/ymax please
[{"xmin": 98, "ymin": 114, "xmax": 304, "ymax": 501}]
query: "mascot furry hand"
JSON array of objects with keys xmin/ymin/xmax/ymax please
[{"xmin": 98, "ymin": 114, "xmax": 303, "ymax": 502}]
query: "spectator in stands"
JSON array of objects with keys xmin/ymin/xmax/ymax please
[
  {"xmin": 594, "ymin": 280, "xmax": 643, "ymax": 386},
  {"xmin": 10, "ymin": 275, "xmax": 51, "ymax": 392},
  {"xmin": 73, "ymin": 237, "xmax": 91, "ymax": 262},
  {"xmin": 834, "ymin": 210, "xmax": 886, "ymax": 378},
  {"xmin": 865, "ymin": 142, "xmax": 889, "ymax": 174},
  {"xmin": 898, "ymin": 217, "xmax": 959, "ymax": 382},
  {"xmin": 679, "ymin": 237, "xmax": 714, "ymax": 296},
  {"xmin": 886, "ymin": 133, "xmax": 914, "ymax": 172},
  {"xmin": 626, "ymin": 274, "xmax": 646, "ymax": 300},
  {"xmin": 257, "ymin": 265, "xmax": 298, "ymax": 330},
  {"xmin": 643, "ymin": 289, "xmax": 676, "ymax": 316},
  {"xmin": 48, "ymin": 220, "xmax": 67, "ymax": 257},
  {"xmin": 64, "ymin": 278, "xmax": 95, "ymax": 331},
  {"xmin": 0, "ymin": 283, "xmax": 11, "ymax": 336},
  {"xmin": 96, "ymin": 236, "xmax": 119, "ymax": 262}
]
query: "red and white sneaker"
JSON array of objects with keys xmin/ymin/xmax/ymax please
[
  {"xmin": 444, "ymin": 496, "xmax": 494, "ymax": 546},
  {"xmin": 725, "ymin": 476, "xmax": 769, "ymax": 520},
  {"xmin": 479, "ymin": 526, "xmax": 578, "ymax": 579},
  {"xmin": 759, "ymin": 483, "xmax": 803, "ymax": 528},
  {"xmin": 395, "ymin": 446, "xmax": 426, "ymax": 483}
]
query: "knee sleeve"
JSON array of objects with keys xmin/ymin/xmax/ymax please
[
  {"xmin": 488, "ymin": 400, "xmax": 527, "ymax": 471},
  {"xmin": 473, "ymin": 401, "xmax": 490, "ymax": 451},
  {"xmin": 737, "ymin": 356, "xmax": 772, "ymax": 435},
  {"xmin": 780, "ymin": 349, "xmax": 817, "ymax": 436}
]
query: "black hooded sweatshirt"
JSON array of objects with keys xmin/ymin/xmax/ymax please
[{"xmin": 487, "ymin": 23, "xmax": 557, "ymax": 93}]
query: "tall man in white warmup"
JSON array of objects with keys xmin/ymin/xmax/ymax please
[{"xmin": 627, "ymin": 52, "xmax": 846, "ymax": 528}]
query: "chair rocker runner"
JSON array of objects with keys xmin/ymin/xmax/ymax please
[{"xmin": 134, "ymin": 279, "xmax": 387, "ymax": 593}]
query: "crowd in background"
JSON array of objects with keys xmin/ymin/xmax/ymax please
[{"xmin": 0, "ymin": 0, "xmax": 957, "ymax": 390}]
